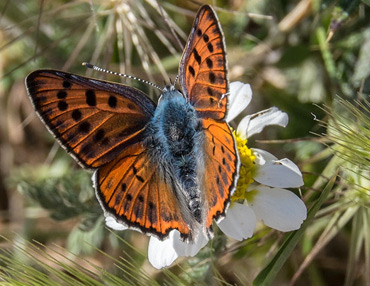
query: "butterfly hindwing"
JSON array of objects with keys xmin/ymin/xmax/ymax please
[
  {"xmin": 26, "ymin": 70, "xmax": 156, "ymax": 169},
  {"xmin": 95, "ymin": 142, "xmax": 192, "ymax": 239},
  {"xmin": 179, "ymin": 5, "xmax": 228, "ymax": 120},
  {"xmin": 201, "ymin": 119, "xmax": 239, "ymax": 230}
]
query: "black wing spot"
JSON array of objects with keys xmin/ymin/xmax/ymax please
[
  {"xmin": 108, "ymin": 95, "xmax": 117, "ymax": 108},
  {"xmin": 136, "ymin": 175, "xmax": 145, "ymax": 183},
  {"xmin": 94, "ymin": 129, "xmax": 105, "ymax": 142},
  {"xmin": 203, "ymin": 34, "xmax": 209, "ymax": 42},
  {"xmin": 62, "ymin": 81, "xmax": 72, "ymax": 88},
  {"xmin": 193, "ymin": 48, "xmax": 201, "ymax": 65},
  {"xmin": 207, "ymin": 43, "xmax": 214, "ymax": 53},
  {"xmin": 197, "ymin": 29, "xmax": 202, "ymax": 36},
  {"xmin": 58, "ymin": 101, "xmax": 68, "ymax": 111},
  {"xmin": 206, "ymin": 58, "xmax": 213, "ymax": 69},
  {"xmin": 71, "ymin": 109, "xmax": 82, "ymax": 121},
  {"xmin": 207, "ymin": 87, "xmax": 213, "ymax": 96},
  {"xmin": 138, "ymin": 195, "xmax": 144, "ymax": 202},
  {"xmin": 86, "ymin": 90, "xmax": 96, "ymax": 106},
  {"xmin": 79, "ymin": 121, "xmax": 91, "ymax": 133},
  {"xmin": 57, "ymin": 90, "xmax": 67, "ymax": 99},
  {"xmin": 209, "ymin": 72, "xmax": 216, "ymax": 83},
  {"xmin": 188, "ymin": 65, "xmax": 195, "ymax": 77},
  {"xmin": 121, "ymin": 183, "xmax": 127, "ymax": 192}
]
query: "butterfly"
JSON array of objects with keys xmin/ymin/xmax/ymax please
[{"xmin": 25, "ymin": 5, "xmax": 240, "ymax": 242}]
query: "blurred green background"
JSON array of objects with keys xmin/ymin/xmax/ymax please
[{"xmin": 1, "ymin": 0, "xmax": 369, "ymax": 285}]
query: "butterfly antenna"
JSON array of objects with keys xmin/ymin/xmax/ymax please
[
  {"xmin": 173, "ymin": 74, "xmax": 179, "ymax": 87},
  {"xmin": 82, "ymin": 62, "xmax": 163, "ymax": 92}
]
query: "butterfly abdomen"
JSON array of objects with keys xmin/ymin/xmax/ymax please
[{"xmin": 144, "ymin": 88, "xmax": 204, "ymax": 224}]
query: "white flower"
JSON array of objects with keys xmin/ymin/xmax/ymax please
[
  {"xmin": 105, "ymin": 81, "xmax": 307, "ymax": 269},
  {"xmin": 218, "ymin": 81, "xmax": 306, "ymax": 241}
]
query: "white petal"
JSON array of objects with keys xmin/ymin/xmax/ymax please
[
  {"xmin": 226, "ymin": 81, "xmax": 253, "ymax": 122},
  {"xmin": 237, "ymin": 107, "xmax": 289, "ymax": 139},
  {"xmin": 218, "ymin": 203, "xmax": 256, "ymax": 241},
  {"xmin": 252, "ymin": 148, "xmax": 278, "ymax": 165},
  {"xmin": 148, "ymin": 232, "xmax": 178, "ymax": 269},
  {"xmin": 148, "ymin": 230, "xmax": 209, "ymax": 269},
  {"xmin": 250, "ymin": 186, "xmax": 307, "ymax": 232},
  {"xmin": 254, "ymin": 152, "xmax": 304, "ymax": 188},
  {"xmin": 105, "ymin": 216, "xmax": 128, "ymax": 231},
  {"xmin": 173, "ymin": 231, "xmax": 209, "ymax": 257}
]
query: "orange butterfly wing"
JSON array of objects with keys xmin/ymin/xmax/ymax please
[
  {"xmin": 179, "ymin": 5, "xmax": 228, "ymax": 120},
  {"xmin": 26, "ymin": 70, "xmax": 156, "ymax": 169},
  {"xmin": 201, "ymin": 119, "xmax": 239, "ymax": 230},
  {"xmin": 180, "ymin": 5, "xmax": 240, "ymax": 233},
  {"xmin": 27, "ymin": 70, "xmax": 194, "ymax": 240},
  {"xmin": 95, "ymin": 142, "xmax": 192, "ymax": 239}
]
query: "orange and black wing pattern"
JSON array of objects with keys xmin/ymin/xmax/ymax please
[
  {"xmin": 26, "ymin": 70, "xmax": 156, "ymax": 169},
  {"xmin": 201, "ymin": 118, "xmax": 239, "ymax": 231},
  {"xmin": 94, "ymin": 142, "xmax": 192, "ymax": 240},
  {"xmin": 179, "ymin": 5, "xmax": 228, "ymax": 120},
  {"xmin": 180, "ymin": 5, "xmax": 239, "ymax": 234}
]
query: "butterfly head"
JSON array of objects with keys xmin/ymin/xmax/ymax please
[{"xmin": 158, "ymin": 84, "xmax": 186, "ymax": 105}]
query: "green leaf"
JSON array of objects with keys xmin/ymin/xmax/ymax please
[{"xmin": 253, "ymin": 174, "xmax": 337, "ymax": 286}]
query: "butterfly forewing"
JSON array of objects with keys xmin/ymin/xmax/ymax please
[
  {"xmin": 95, "ymin": 142, "xmax": 192, "ymax": 240},
  {"xmin": 180, "ymin": 5, "xmax": 228, "ymax": 120},
  {"xmin": 26, "ymin": 70, "xmax": 156, "ymax": 169}
]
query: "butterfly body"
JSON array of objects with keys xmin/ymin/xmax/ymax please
[
  {"xmin": 26, "ymin": 5, "xmax": 240, "ymax": 242},
  {"xmin": 144, "ymin": 85, "xmax": 205, "ymax": 227}
]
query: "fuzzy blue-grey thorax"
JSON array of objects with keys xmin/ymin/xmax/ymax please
[{"xmin": 144, "ymin": 85, "xmax": 204, "ymax": 223}]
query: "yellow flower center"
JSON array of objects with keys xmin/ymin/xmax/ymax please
[{"xmin": 232, "ymin": 131, "xmax": 256, "ymax": 203}]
